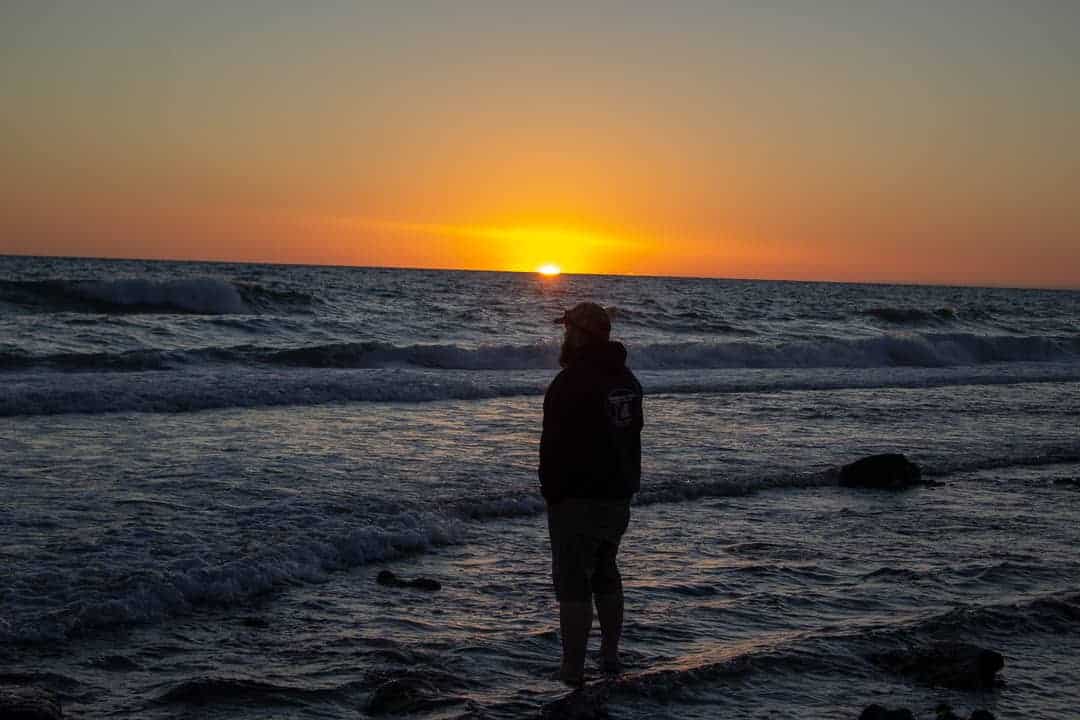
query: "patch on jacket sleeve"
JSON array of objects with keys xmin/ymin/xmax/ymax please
[{"xmin": 606, "ymin": 388, "xmax": 638, "ymax": 429}]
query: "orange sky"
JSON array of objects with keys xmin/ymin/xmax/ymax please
[{"xmin": 2, "ymin": 3, "xmax": 1078, "ymax": 287}]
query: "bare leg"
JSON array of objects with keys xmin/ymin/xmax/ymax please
[
  {"xmin": 558, "ymin": 600, "xmax": 592, "ymax": 687},
  {"xmin": 595, "ymin": 591, "xmax": 624, "ymax": 673}
]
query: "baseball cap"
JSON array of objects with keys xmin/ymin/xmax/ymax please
[{"xmin": 553, "ymin": 302, "xmax": 612, "ymax": 339}]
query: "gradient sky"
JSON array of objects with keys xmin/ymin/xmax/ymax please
[{"xmin": 2, "ymin": 1, "xmax": 1078, "ymax": 287}]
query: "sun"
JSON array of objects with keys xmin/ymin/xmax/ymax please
[{"xmin": 537, "ymin": 263, "xmax": 561, "ymax": 276}]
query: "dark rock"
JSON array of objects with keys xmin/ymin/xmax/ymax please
[
  {"xmin": 858, "ymin": 704, "xmax": 914, "ymax": 720},
  {"xmin": 935, "ymin": 703, "xmax": 962, "ymax": 720},
  {"xmin": 0, "ymin": 685, "xmax": 63, "ymax": 720},
  {"xmin": 376, "ymin": 570, "xmax": 441, "ymax": 592},
  {"xmin": 969, "ymin": 710, "xmax": 995, "ymax": 720},
  {"xmin": 241, "ymin": 616, "xmax": 270, "ymax": 629},
  {"xmin": 872, "ymin": 642, "xmax": 1004, "ymax": 690},
  {"xmin": 1052, "ymin": 477, "xmax": 1080, "ymax": 489},
  {"xmin": 365, "ymin": 677, "xmax": 438, "ymax": 715},
  {"xmin": 840, "ymin": 454, "xmax": 924, "ymax": 489}
]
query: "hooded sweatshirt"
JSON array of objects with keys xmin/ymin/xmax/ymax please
[{"xmin": 539, "ymin": 340, "xmax": 643, "ymax": 504}]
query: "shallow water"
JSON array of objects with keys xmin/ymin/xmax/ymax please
[{"xmin": 4, "ymin": 387, "xmax": 1080, "ymax": 718}]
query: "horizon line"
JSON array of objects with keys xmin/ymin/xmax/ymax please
[{"xmin": 2, "ymin": 251, "xmax": 1077, "ymax": 293}]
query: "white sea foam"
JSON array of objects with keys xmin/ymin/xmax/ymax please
[
  {"xmin": 1, "ymin": 512, "xmax": 462, "ymax": 644},
  {"xmin": 73, "ymin": 278, "xmax": 249, "ymax": 314}
]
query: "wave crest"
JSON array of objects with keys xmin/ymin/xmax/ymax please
[
  {"xmin": 265, "ymin": 333, "xmax": 1080, "ymax": 370},
  {"xmin": 0, "ymin": 278, "xmax": 314, "ymax": 315},
  {"xmin": 12, "ymin": 332, "xmax": 1074, "ymax": 375},
  {"xmin": 4, "ymin": 364, "xmax": 1080, "ymax": 417}
]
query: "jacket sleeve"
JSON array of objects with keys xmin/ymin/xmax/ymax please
[{"xmin": 539, "ymin": 374, "xmax": 570, "ymax": 504}]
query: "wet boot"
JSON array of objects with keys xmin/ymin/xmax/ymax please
[
  {"xmin": 595, "ymin": 591, "xmax": 624, "ymax": 674},
  {"xmin": 558, "ymin": 601, "xmax": 592, "ymax": 687}
]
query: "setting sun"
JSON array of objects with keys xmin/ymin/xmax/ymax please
[{"xmin": 537, "ymin": 264, "xmax": 561, "ymax": 276}]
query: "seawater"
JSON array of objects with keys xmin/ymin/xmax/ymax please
[{"xmin": 1, "ymin": 255, "xmax": 1078, "ymax": 719}]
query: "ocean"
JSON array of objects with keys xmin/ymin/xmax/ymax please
[{"xmin": 1, "ymin": 254, "xmax": 1078, "ymax": 719}]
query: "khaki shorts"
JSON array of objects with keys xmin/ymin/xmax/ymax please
[{"xmin": 547, "ymin": 497, "xmax": 631, "ymax": 602}]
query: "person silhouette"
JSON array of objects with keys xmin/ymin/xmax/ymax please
[{"xmin": 540, "ymin": 302, "xmax": 644, "ymax": 687}]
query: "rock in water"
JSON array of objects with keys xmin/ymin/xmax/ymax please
[
  {"xmin": 0, "ymin": 686, "xmax": 63, "ymax": 720},
  {"xmin": 840, "ymin": 453, "xmax": 923, "ymax": 489},
  {"xmin": 376, "ymin": 570, "xmax": 402, "ymax": 587},
  {"xmin": 969, "ymin": 710, "xmax": 996, "ymax": 720},
  {"xmin": 872, "ymin": 642, "xmax": 1004, "ymax": 690},
  {"xmin": 858, "ymin": 705, "xmax": 914, "ymax": 720},
  {"xmin": 376, "ymin": 570, "xmax": 442, "ymax": 591},
  {"xmin": 935, "ymin": 704, "xmax": 963, "ymax": 720}
]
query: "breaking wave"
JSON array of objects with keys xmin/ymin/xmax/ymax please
[
  {"xmin": 4, "ymin": 364, "xmax": 1080, "ymax": 417},
  {"xmin": 0, "ymin": 278, "xmax": 313, "ymax": 315},
  {"xmin": 629, "ymin": 333, "xmax": 1079, "ymax": 370},
  {"xmin": 4, "ymin": 332, "xmax": 1078, "ymax": 375},
  {"xmin": 1, "ymin": 512, "xmax": 461, "ymax": 645}
]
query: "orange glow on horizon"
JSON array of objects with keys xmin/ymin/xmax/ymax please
[
  {"xmin": 326, "ymin": 218, "xmax": 654, "ymax": 276},
  {"xmin": 6, "ymin": 204, "xmax": 1077, "ymax": 288}
]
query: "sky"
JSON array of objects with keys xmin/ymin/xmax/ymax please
[{"xmin": 2, "ymin": 1, "xmax": 1078, "ymax": 287}]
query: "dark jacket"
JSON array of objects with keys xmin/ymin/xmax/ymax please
[{"xmin": 539, "ymin": 340, "xmax": 643, "ymax": 504}]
